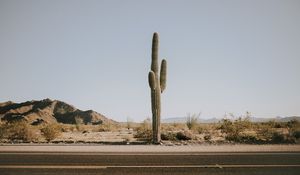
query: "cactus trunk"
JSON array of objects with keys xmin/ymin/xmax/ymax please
[{"xmin": 148, "ymin": 33, "xmax": 167, "ymax": 144}]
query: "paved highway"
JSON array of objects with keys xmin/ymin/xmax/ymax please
[{"xmin": 0, "ymin": 152, "xmax": 300, "ymax": 175}]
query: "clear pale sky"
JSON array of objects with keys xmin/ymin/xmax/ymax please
[{"xmin": 0, "ymin": 0, "xmax": 299, "ymax": 122}]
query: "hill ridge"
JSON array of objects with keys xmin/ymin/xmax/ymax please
[{"xmin": 0, "ymin": 99, "xmax": 115, "ymax": 125}]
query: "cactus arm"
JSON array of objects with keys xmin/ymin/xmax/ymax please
[
  {"xmin": 151, "ymin": 33, "xmax": 159, "ymax": 74},
  {"xmin": 148, "ymin": 71, "xmax": 156, "ymax": 90},
  {"xmin": 160, "ymin": 59, "xmax": 167, "ymax": 93},
  {"xmin": 149, "ymin": 71, "xmax": 157, "ymax": 124}
]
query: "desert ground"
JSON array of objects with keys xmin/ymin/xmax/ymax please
[{"xmin": 1, "ymin": 117, "xmax": 300, "ymax": 145}]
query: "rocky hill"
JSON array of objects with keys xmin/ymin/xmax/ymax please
[{"xmin": 0, "ymin": 99, "xmax": 115, "ymax": 125}]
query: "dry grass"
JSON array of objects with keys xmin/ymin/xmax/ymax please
[
  {"xmin": 2, "ymin": 120, "xmax": 39, "ymax": 142},
  {"xmin": 186, "ymin": 113, "xmax": 200, "ymax": 130},
  {"xmin": 134, "ymin": 118, "xmax": 152, "ymax": 142},
  {"xmin": 41, "ymin": 123, "xmax": 62, "ymax": 142}
]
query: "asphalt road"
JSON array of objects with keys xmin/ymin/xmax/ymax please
[{"xmin": 0, "ymin": 152, "xmax": 300, "ymax": 175}]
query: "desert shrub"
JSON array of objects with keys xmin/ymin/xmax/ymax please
[
  {"xmin": 287, "ymin": 119, "xmax": 300, "ymax": 131},
  {"xmin": 256, "ymin": 123, "xmax": 282, "ymax": 143},
  {"xmin": 161, "ymin": 123, "xmax": 187, "ymax": 132},
  {"xmin": 265, "ymin": 120, "xmax": 286, "ymax": 128},
  {"xmin": 186, "ymin": 113, "xmax": 200, "ymax": 130},
  {"xmin": 219, "ymin": 117, "xmax": 254, "ymax": 143},
  {"xmin": 225, "ymin": 133, "xmax": 261, "ymax": 144},
  {"xmin": 134, "ymin": 118, "xmax": 152, "ymax": 141},
  {"xmin": 292, "ymin": 130, "xmax": 300, "ymax": 139},
  {"xmin": 219, "ymin": 119, "xmax": 235, "ymax": 135},
  {"xmin": 274, "ymin": 122, "xmax": 285, "ymax": 128},
  {"xmin": 161, "ymin": 132, "xmax": 177, "ymax": 141},
  {"xmin": 289, "ymin": 119, "xmax": 299, "ymax": 126},
  {"xmin": 176, "ymin": 131, "xmax": 192, "ymax": 140},
  {"xmin": 59, "ymin": 124, "xmax": 76, "ymax": 132},
  {"xmin": 41, "ymin": 123, "xmax": 62, "ymax": 142},
  {"xmin": 286, "ymin": 119, "xmax": 300, "ymax": 142},
  {"xmin": 0, "ymin": 121, "xmax": 8, "ymax": 140},
  {"xmin": 6, "ymin": 120, "xmax": 38, "ymax": 142},
  {"xmin": 255, "ymin": 124, "xmax": 296, "ymax": 144},
  {"xmin": 196, "ymin": 123, "xmax": 216, "ymax": 135},
  {"xmin": 204, "ymin": 134, "xmax": 211, "ymax": 141},
  {"xmin": 195, "ymin": 126, "xmax": 204, "ymax": 134},
  {"xmin": 98, "ymin": 122, "xmax": 118, "ymax": 132},
  {"xmin": 271, "ymin": 132, "xmax": 285, "ymax": 143}
]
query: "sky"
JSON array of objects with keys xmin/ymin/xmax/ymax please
[{"xmin": 0, "ymin": 0, "xmax": 299, "ymax": 122}]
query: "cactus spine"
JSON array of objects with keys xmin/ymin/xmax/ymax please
[{"xmin": 148, "ymin": 32, "xmax": 167, "ymax": 143}]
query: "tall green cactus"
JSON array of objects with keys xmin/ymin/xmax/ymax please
[{"xmin": 148, "ymin": 32, "xmax": 167, "ymax": 143}]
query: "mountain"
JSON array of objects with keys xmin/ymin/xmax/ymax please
[
  {"xmin": 162, "ymin": 116, "xmax": 300, "ymax": 123},
  {"xmin": 0, "ymin": 99, "xmax": 115, "ymax": 125}
]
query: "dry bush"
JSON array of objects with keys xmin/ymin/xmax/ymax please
[
  {"xmin": 292, "ymin": 130, "xmax": 300, "ymax": 139},
  {"xmin": 59, "ymin": 124, "xmax": 76, "ymax": 132},
  {"xmin": 186, "ymin": 113, "xmax": 200, "ymax": 130},
  {"xmin": 0, "ymin": 120, "xmax": 7, "ymax": 140},
  {"xmin": 41, "ymin": 123, "xmax": 62, "ymax": 142},
  {"xmin": 134, "ymin": 118, "xmax": 152, "ymax": 141},
  {"xmin": 204, "ymin": 134, "xmax": 212, "ymax": 141},
  {"xmin": 6, "ymin": 120, "xmax": 39, "ymax": 142},
  {"xmin": 287, "ymin": 119, "xmax": 300, "ymax": 136},
  {"xmin": 256, "ymin": 124, "xmax": 273, "ymax": 142},
  {"xmin": 269, "ymin": 120, "xmax": 289, "ymax": 128},
  {"xmin": 176, "ymin": 131, "xmax": 193, "ymax": 140},
  {"xmin": 219, "ymin": 116, "xmax": 257, "ymax": 143},
  {"xmin": 194, "ymin": 123, "xmax": 216, "ymax": 134},
  {"xmin": 287, "ymin": 119, "xmax": 300, "ymax": 142},
  {"xmin": 161, "ymin": 130, "xmax": 195, "ymax": 141},
  {"xmin": 255, "ymin": 120, "xmax": 298, "ymax": 143},
  {"xmin": 161, "ymin": 123, "xmax": 187, "ymax": 132},
  {"xmin": 161, "ymin": 132, "xmax": 177, "ymax": 141},
  {"xmin": 271, "ymin": 132, "xmax": 286, "ymax": 143},
  {"xmin": 98, "ymin": 122, "xmax": 119, "ymax": 132}
]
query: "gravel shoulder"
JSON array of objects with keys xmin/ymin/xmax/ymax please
[{"xmin": 0, "ymin": 144, "xmax": 299, "ymax": 153}]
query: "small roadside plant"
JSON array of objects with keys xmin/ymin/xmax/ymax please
[
  {"xmin": 134, "ymin": 118, "xmax": 152, "ymax": 141},
  {"xmin": 186, "ymin": 113, "xmax": 200, "ymax": 130},
  {"xmin": 41, "ymin": 123, "xmax": 62, "ymax": 142},
  {"xmin": 219, "ymin": 113, "xmax": 254, "ymax": 143}
]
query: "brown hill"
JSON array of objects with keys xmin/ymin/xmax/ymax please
[{"xmin": 0, "ymin": 99, "xmax": 115, "ymax": 125}]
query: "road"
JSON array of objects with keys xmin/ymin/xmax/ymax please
[{"xmin": 0, "ymin": 152, "xmax": 300, "ymax": 175}]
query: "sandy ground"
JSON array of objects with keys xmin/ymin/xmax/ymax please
[
  {"xmin": 55, "ymin": 130, "xmax": 136, "ymax": 143},
  {"xmin": 0, "ymin": 144, "xmax": 299, "ymax": 153}
]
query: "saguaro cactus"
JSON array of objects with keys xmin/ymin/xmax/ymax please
[{"xmin": 148, "ymin": 32, "xmax": 167, "ymax": 143}]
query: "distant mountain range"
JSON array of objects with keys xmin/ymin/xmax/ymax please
[
  {"xmin": 162, "ymin": 116, "xmax": 300, "ymax": 123},
  {"xmin": 0, "ymin": 99, "xmax": 115, "ymax": 125}
]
